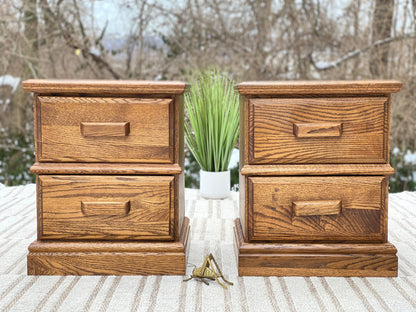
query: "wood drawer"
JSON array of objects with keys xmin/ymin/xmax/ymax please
[
  {"xmin": 37, "ymin": 96, "xmax": 173, "ymax": 163},
  {"xmin": 248, "ymin": 97, "xmax": 388, "ymax": 164},
  {"xmin": 247, "ymin": 176, "xmax": 386, "ymax": 242},
  {"xmin": 38, "ymin": 175, "xmax": 175, "ymax": 240}
]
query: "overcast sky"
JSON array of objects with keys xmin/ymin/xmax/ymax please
[{"xmin": 89, "ymin": 0, "xmax": 354, "ymax": 37}]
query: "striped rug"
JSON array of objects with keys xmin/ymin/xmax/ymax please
[{"xmin": 0, "ymin": 184, "xmax": 415, "ymax": 311}]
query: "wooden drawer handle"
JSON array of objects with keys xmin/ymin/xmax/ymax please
[
  {"xmin": 80, "ymin": 122, "xmax": 130, "ymax": 137},
  {"xmin": 292, "ymin": 200, "xmax": 342, "ymax": 216},
  {"xmin": 293, "ymin": 123, "xmax": 342, "ymax": 138},
  {"xmin": 81, "ymin": 201, "xmax": 131, "ymax": 216}
]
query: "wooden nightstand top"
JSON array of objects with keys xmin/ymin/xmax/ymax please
[
  {"xmin": 237, "ymin": 80, "xmax": 402, "ymax": 95},
  {"xmin": 22, "ymin": 79, "xmax": 188, "ymax": 95}
]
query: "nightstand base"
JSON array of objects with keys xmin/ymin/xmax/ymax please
[
  {"xmin": 27, "ymin": 217, "xmax": 190, "ymax": 275},
  {"xmin": 234, "ymin": 218, "xmax": 398, "ymax": 277}
]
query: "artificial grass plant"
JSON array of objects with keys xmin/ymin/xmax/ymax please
[{"xmin": 185, "ymin": 69, "xmax": 239, "ymax": 172}]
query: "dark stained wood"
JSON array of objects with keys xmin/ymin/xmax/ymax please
[
  {"xmin": 237, "ymin": 80, "xmax": 402, "ymax": 95},
  {"xmin": 234, "ymin": 218, "xmax": 397, "ymax": 277},
  {"xmin": 27, "ymin": 217, "xmax": 190, "ymax": 275},
  {"xmin": 30, "ymin": 162, "xmax": 182, "ymax": 175},
  {"xmin": 25, "ymin": 79, "xmax": 187, "ymax": 275},
  {"xmin": 240, "ymin": 164, "xmax": 395, "ymax": 176},
  {"xmin": 247, "ymin": 176, "xmax": 386, "ymax": 242},
  {"xmin": 236, "ymin": 81, "xmax": 400, "ymax": 277},
  {"xmin": 22, "ymin": 79, "xmax": 187, "ymax": 95},
  {"xmin": 37, "ymin": 96, "xmax": 173, "ymax": 163},
  {"xmin": 249, "ymin": 97, "xmax": 388, "ymax": 164}
]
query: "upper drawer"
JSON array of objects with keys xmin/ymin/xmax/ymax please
[
  {"xmin": 248, "ymin": 97, "xmax": 388, "ymax": 164},
  {"xmin": 247, "ymin": 176, "xmax": 386, "ymax": 242},
  {"xmin": 39, "ymin": 175, "xmax": 175, "ymax": 241},
  {"xmin": 37, "ymin": 96, "xmax": 173, "ymax": 163}
]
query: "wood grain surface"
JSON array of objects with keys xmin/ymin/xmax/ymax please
[
  {"xmin": 249, "ymin": 97, "xmax": 388, "ymax": 164},
  {"xmin": 27, "ymin": 217, "xmax": 190, "ymax": 275},
  {"xmin": 80, "ymin": 201, "xmax": 131, "ymax": 216},
  {"xmin": 30, "ymin": 162, "xmax": 182, "ymax": 175},
  {"xmin": 234, "ymin": 218, "xmax": 396, "ymax": 254},
  {"xmin": 237, "ymin": 80, "xmax": 402, "ymax": 95},
  {"xmin": 234, "ymin": 218, "xmax": 397, "ymax": 277},
  {"xmin": 246, "ymin": 176, "xmax": 386, "ymax": 242},
  {"xmin": 37, "ymin": 96, "xmax": 173, "ymax": 163},
  {"xmin": 237, "ymin": 254, "xmax": 398, "ymax": 277},
  {"xmin": 240, "ymin": 164, "xmax": 394, "ymax": 176},
  {"xmin": 239, "ymin": 95, "xmax": 248, "ymax": 235},
  {"xmin": 28, "ymin": 253, "xmax": 186, "ymax": 275},
  {"xmin": 26, "ymin": 80, "xmax": 187, "ymax": 275},
  {"xmin": 235, "ymin": 81, "xmax": 400, "ymax": 277},
  {"xmin": 39, "ymin": 175, "xmax": 175, "ymax": 240},
  {"xmin": 80, "ymin": 121, "xmax": 130, "ymax": 137},
  {"xmin": 22, "ymin": 79, "xmax": 187, "ymax": 95},
  {"xmin": 292, "ymin": 200, "xmax": 342, "ymax": 216},
  {"xmin": 293, "ymin": 122, "xmax": 342, "ymax": 138}
]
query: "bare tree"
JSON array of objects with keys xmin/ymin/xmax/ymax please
[
  {"xmin": 11, "ymin": 0, "xmax": 38, "ymax": 135},
  {"xmin": 1, "ymin": 0, "xmax": 416, "ymax": 150},
  {"xmin": 370, "ymin": 0, "xmax": 394, "ymax": 76},
  {"xmin": 39, "ymin": 0, "xmax": 121, "ymax": 79}
]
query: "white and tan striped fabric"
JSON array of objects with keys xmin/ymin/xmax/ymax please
[{"xmin": 0, "ymin": 184, "xmax": 415, "ymax": 311}]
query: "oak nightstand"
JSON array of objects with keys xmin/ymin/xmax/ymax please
[
  {"xmin": 234, "ymin": 80, "xmax": 402, "ymax": 276},
  {"xmin": 23, "ymin": 80, "xmax": 189, "ymax": 275}
]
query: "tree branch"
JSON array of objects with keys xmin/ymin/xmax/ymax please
[
  {"xmin": 39, "ymin": 0, "xmax": 121, "ymax": 79},
  {"xmin": 310, "ymin": 34, "xmax": 416, "ymax": 71}
]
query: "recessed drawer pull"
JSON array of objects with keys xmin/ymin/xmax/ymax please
[
  {"xmin": 81, "ymin": 201, "xmax": 131, "ymax": 216},
  {"xmin": 293, "ymin": 122, "xmax": 342, "ymax": 138},
  {"xmin": 80, "ymin": 122, "xmax": 130, "ymax": 137},
  {"xmin": 292, "ymin": 200, "xmax": 342, "ymax": 216}
]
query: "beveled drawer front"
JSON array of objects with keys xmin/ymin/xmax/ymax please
[
  {"xmin": 248, "ymin": 97, "xmax": 387, "ymax": 164},
  {"xmin": 37, "ymin": 96, "xmax": 173, "ymax": 163},
  {"xmin": 38, "ymin": 175, "xmax": 175, "ymax": 240},
  {"xmin": 247, "ymin": 176, "xmax": 386, "ymax": 242}
]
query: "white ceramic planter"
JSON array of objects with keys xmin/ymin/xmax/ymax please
[{"xmin": 200, "ymin": 170, "xmax": 230, "ymax": 199}]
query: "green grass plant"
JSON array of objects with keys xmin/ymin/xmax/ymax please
[{"xmin": 185, "ymin": 69, "xmax": 239, "ymax": 172}]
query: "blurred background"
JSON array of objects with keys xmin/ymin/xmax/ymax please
[{"xmin": 0, "ymin": 0, "xmax": 415, "ymax": 192}]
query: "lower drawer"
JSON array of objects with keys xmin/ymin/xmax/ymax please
[
  {"xmin": 38, "ymin": 175, "xmax": 175, "ymax": 240},
  {"xmin": 247, "ymin": 176, "xmax": 386, "ymax": 242}
]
